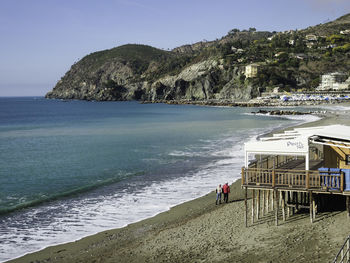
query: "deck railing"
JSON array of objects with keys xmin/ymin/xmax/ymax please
[
  {"xmin": 242, "ymin": 167, "xmax": 344, "ymax": 191},
  {"xmin": 333, "ymin": 235, "xmax": 350, "ymax": 263}
]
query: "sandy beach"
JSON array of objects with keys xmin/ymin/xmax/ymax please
[{"xmin": 7, "ymin": 105, "xmax": 350, "ymax": 263}]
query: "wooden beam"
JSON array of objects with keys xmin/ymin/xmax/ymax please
[
  {"xmin": 287, "ymin": 191, "xmax": 290, "ymax": 218},
  {"xmin": 262, "ymin": 190, "xmax": 265, "ymax": 216},
  {"xmin": 257, "ymin": 190, "xmax": 260, "ymax": 220},
  {"xmin": 272, "ymin": 170, "xmax": 276, "ymax": 187},
  {"xmin": 242, "ymin": 167, "xmax": 245, "ymax": 185},
  {"xmin": 306, "ymin": 171, "xmax": 310, "ymax": 189},
  {"xmin": 252, "ymin": 189, "xmax": 255, "ymax": 224},
  {"xmin": 310, "ymin": 192, "xmax": 313, "ymax": 223},
  {"xmin": 275, "ymin": 190, "xmax": 279, "ymax": 226},
  {"xmin": 313, "ymin": 195, "xmax": 316, "ymax": 220},
  {"xmin": 295, "ymin": 192, "xmax": 299, "ymax": 212},
  {"xmin": 282, "ymin": 191, "xmax": 286, "ymax": 221},
  {"xmin": 341, "ymin": 172, "xmax": 344, "ymax": 192},
  {"xmin": 245, "ymin": 187, "xmax": 248, "ymax": 227}
]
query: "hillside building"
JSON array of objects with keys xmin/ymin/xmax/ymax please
[
  {"xmin": 245, "ymin": 64, "xmax": 259, "ymax": 78},
  {"xmin": 317, "ymin": 72, "xmax": 349, "ymax": 90},
  {"xmin": 305, "ymin": 34, "xmax": 318, "ymax": 41},
  {"xmin": 340, "ymin": 29, "xmax": 350, "ymax": 35}
]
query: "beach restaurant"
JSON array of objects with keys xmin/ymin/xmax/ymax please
[{"xmin": 241, "ymin": 124, "xmax": 350, "ymax": 227}]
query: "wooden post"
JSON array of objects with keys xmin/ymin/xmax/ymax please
[
  {"xmin": 262, "ymin": 190, "xmax": 265, "ymax": 216},
  {"xmin": 272, "ymin": 170, "xmax": 276, "ymax": 187},
  {"xmin": 257, "ymin": 190, "xmax": 260, "ymax": 220},
  {"xmin": 252, "ymin": 189, "xmax": 255, "ymax": 224},
  {"xmin": 266, "ymin": 190, "xmax": 270, "ymax": 212},
  {"xmin": 313, "ymin": 195, "xmax": 316, "ymax": 220},
  {"xmin": 306, "ymin": 171, "xmax": 310, "ymax": 189},
  {"xmin": 347, "ymin": 196, "xmax": 350, "ymax": 218},
  {"xmin": 245, "ymin": 187, "xmax": 248, "ymax": 227},
  {"xmin": 295, "ymin": 192, "xmax": 299, "ymax": 212},
  {"xmin": 271, "ymin": 189, "xmax": 274, "ymax": 211},
  {"xmin": 301, "ymin": 192, "xmax": 304, "ymax": 206},
  {"xmin": 275, "ymin": 190, "xmax": 279, "ymax": 226},
  {"xmin": 242, "ymin": 167, "xmax": 245, "ymax": 185},
  {"xmin": 287, "ymin": 191, "xmax": 290, "ymax": 218},
  {"xmin": 341, "ymin": 172, "xmax": 344, "ymax": 192},
  {"xmin": 310, "ymin": 192, "xmax": 313, "ymax": 223},
  {"xmin": 282, "ymin": 191, "xmax": 286, "ymax": 221}
]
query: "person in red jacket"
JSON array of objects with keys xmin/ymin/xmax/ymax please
[{"xmin": 222, "ymin": 183, "xmax": 230, "ymax": 203}]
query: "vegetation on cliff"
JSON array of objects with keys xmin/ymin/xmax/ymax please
[{"xmin": 46, "ymin": 13, "xmax": 350, "ymax": 101}]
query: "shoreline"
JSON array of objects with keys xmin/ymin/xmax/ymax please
[
  {"xmin": 7, "ymin": 104, "xmax": 350, "ymax": 263},
  {"xmin": 140, "ymin": 98, "xmax": 350, "ymax": 108}
]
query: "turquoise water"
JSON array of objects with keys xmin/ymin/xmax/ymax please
[{"xmin": 0, "ymin": 97, "xmax": 320, "ymax": 261}]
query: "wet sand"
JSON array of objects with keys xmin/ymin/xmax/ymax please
[{"xmin": 7, "ymin": 105, "xmax": 350, "ymax": 263}]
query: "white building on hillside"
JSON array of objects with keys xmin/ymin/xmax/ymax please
[
  {"xmin": 317, "ymin": 72, "xmax": 349, "ymax": 90},
  {"xmin": 245, "ymin": 64, "xmax": 259, "ymax": 78}
]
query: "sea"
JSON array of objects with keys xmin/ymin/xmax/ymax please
[{"xmin": 0, "ymin": 97, "xmax": 334, "ymax": 262}]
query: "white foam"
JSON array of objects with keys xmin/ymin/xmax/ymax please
[
  {"xmin": 315, "ymin": 104, "xmax": 350, "ymax": 111},
  {"xmin": 245, "ymin": 112, "xmax": 321, "ymax": 123}
]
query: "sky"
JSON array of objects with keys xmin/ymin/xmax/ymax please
[{"xmin": 0, "ymin": 0, "xmax": 350, "ymax": 96}]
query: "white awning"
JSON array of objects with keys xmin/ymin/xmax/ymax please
[{"xmin": 244, "ymin": 125, "xmax": 350, "ymax": 169}]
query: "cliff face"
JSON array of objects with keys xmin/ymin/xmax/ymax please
[
  {"xmin": 46, "ymin": 45, "xmax": 259, "ymax": 101},
  {"xmin": 46, "ymin": 13, "xmax": 350, "ymax": 102}
]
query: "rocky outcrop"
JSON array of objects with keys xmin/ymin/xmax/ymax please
[{"xmin": 46, "ymin": 50, "xmax": 259, "ymax": 102}]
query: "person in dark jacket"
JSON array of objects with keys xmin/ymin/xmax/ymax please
[{"xmin": 222, "ymin": 183, "xmax": 230, "ymax": 203}]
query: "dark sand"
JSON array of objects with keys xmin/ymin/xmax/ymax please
[{"xmin": 7, "ymin": 105, "xmax": 350, "ymax": 263}]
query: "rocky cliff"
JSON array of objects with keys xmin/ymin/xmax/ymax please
[
  {"xmin": 46, "ymin": 13, "xmax": 350, "ymax": 102},
  {"xmin": 46, "ymin": 44, "xmax": 260, "ymax": 101}
]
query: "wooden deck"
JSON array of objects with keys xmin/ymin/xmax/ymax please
[{"xmin": 242, "ymin": 160, "xmax": 348, "ymax": 194}]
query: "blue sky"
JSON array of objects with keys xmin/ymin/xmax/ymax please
[{"xmin": 0, "ymin": 0, "xmax": 349, "ymax": 96}]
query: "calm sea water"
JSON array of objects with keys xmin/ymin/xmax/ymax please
[{"xmin": 0, "ymin": 97, "xmax": 322, "ymax": 261}]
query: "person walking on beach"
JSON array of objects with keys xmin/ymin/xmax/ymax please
[
  {"xmin": 216, "ymin": 184, "xmax": 222, "ymax": 205},
  {"xmin": 223, "ymin": 183, "xmax": 230, "ymax": 203}
]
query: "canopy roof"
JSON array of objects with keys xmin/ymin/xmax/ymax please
[{"xmin": 244, "ymin": 125, "xmax": 350, "ymax": 169}]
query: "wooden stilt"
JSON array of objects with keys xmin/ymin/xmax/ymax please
[
  {"xmin": 245, "ymin": 187, "xmax": 248, "ymax": 227},
  {"xmin": 282, "ymin": 191, "xmax": 286, "ymax": 221},
  {"xmin": 300, "ymin": 192, "xmax": 304, "ymax": 206},
  {"xmin": 275, "ymin": 190, "xmax": 279, "ymax": 226},
  {"xmin": 265, "ymin": 190, "xmax": 268, "ymax": 213},
  {"xmin": 313, "ymin": 195, "xmax": 316, "ymax": 220},
  {"xmin": 279, "ymin": 191, "xmax": 282, "ymax": 206},
  {"xmin": 295, "ymin": 192, "xmax": 299, "ymax": 213},
  {"xmin": 271, "ymin": 190, "xmax": 274, "ymax": 211},
  {"xmin": 257, "ymin": 190, "xmax": 260, "ymax": 220},
  {"xmin": 252, "ymin": 189, "xmax": 255, "ymax": 224},
  {"xmin": 347, "ymin": 196, "xmax": 350, "ymax": 218},
  {"xmin": 262, "ymin": 190, "xmax": 265, "ymax": 216},
  {"xmin": 310, "ymin": 192, "xmax": 313, "ymax": 223},
  {"xmin": 287, "ymin": 191, "xmax": 290, "ymax": 218}
]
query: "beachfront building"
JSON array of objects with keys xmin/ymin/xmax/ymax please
[
  {"xmin": 245, "ymin": 64, "xmax": 259, "ymax": 78},
  {"xmin": 241, "ymin": 125, "xmax": 350, "ymax": 228},
  {"xmin": 317, "ymin": 72, "xmax": 349, "ymax": 91}
]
